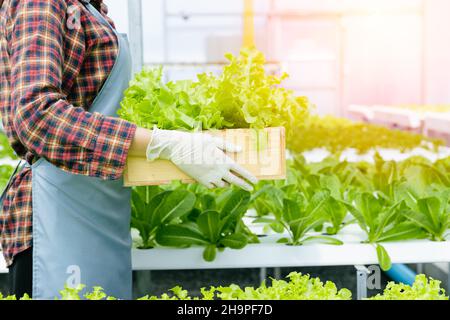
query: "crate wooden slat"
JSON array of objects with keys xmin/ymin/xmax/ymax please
[{"xmin": 124, "ymin": 127, "xmax": 286, "ymax": 187}]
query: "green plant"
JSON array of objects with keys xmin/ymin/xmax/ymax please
[
  {"xmin": 370, "ymin": 274, "xmax": 448, "ymax": 300},
  {"xmin": 287, "ymin": 114, "xmax": 443, "ymax": 155},
  {"xmin": 131, "ymin": 186, "xmax": 196, "ymax": 248},
  {"xmin": 253, "ymin": 158, "xmax": 356, "ymax": 236},
  {"xmin": 118, "ymin": 47, "xmax": 310, "ymax": 132},
  {"xmin": 340, "ymin": 155, "xmax": 404, "ymax": 203},
  {"xmin": 0, "ymin": 164, "xmax": 14, "ymax": 192},
  {"xmin": 215, "ymin": 272, "xmax": 351, "ymax": 300},
  {"xmin": 0, "ymin": 293, "xmax": 31, "ymax": 300},
  {"xmin": 59, "ymin": 285, "xmax": 117, "ymax": 300},
  {"xmin": 251, "ymin": 182, "xmax": 292, "ymax": 233},
  {"xmin": 0, "ymin": 134, "xmax": 17, "ymax": 192},
  {"xmin": 156, "ymin": 189, "xmax": 258, "ymax": 261},
  {"xmin": 400, "ymin": 188, "xmax": 450, "ymax": 242},
  {"xmin": 276, "ymin": 191, "xmax": 343, "ymax": 246},
  {"xmin": 142, "ymin": 272, "xmax": 351, "ymax": 301},
  {"xmin": 127, "ymin": 153, "xmax": 450, "ymax": 268},
  {"xmin": 288, "ymin": 156, "xmax": 363, "ymax": 234},
  {"xmin": 320, "ymin": 197, "xmax": 350, "ymax": 235},
  {"xmin": 1, "ymin": 273, "xmax": 448, "ymax": 301},
  {"xmin": 0, "ymin": 133, "xmax": 18, "ymax": 160},
  {"xmin": 343, "ymin": 192, "xmax": 427, "ymax": 271},
  {"xmin": 251, "ymin": 181, "xmax": 343, "ymax": 246},
  {"xmin": 316, "ymin": 175, "xmax": 354, "ymax": 235}
]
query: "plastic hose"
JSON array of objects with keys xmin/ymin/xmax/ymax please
[{"xmin": 385, "ymin": 264, "xmax": 417, "ymax": 285}]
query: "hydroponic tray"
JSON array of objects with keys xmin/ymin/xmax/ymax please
[
  {"xmin": 371, "ymin": 106, "xmax": 423, "ymax": 129},
  {"xmin": 424, "ymin": 112, "xmax": 450, "ymax": 134},
  {"xmin": 131, "ymin": 237, "xmax": 450, "ymax": 271}
]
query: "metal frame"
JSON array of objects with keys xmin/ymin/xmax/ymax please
[
  {"xmin": 127, "ymin": 0, "xmax": 144, "ymax": 74},
  {"xmin": 448, "ymin": 263, "xmax": 450, "ymax": 293},
  {"xmin": 355, "ymin": 265, "xmax": 370, "ymax": 300}
]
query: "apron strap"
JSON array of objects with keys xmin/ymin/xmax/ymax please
[{"xmin": 78, "ymin": 1, "xmax": 104, "ymax": 16}]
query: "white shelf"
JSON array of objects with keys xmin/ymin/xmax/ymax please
[
  {"xmin": 348, "ymin": 105, "xmax": 424, "ymax": 128},
  {"xmin": 1, "ymin": 240, "xmax": 449, "ymax": 274},
  {"xmin": 424, "ymin": 112, "xmax": 450, "ymax": 135},
  {"xmin": 132, "ymin": 239, "xmax": 450, "ymax": 271},
  {"xmin": 349, "ymin": 104, "xmax": 450, "ymax": 135},
  {"xmin": 131, "ymin": 224, "xmax": 450, "ymax": 270},
  {"xmin": 2, "ymin": 226, "xmax": 449, "ymax": 273}
]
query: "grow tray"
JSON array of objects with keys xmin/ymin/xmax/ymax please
[
  {"xmin": 124, "ymin": 127, "xmax": 286, "ymax": 186},
  {"xmin": 131, "ymin": 235, "xmax": 450, "ymax": 271},
  {"xmin": 1, "ymin": 239, "xmax": 449, "ymax": 274}
]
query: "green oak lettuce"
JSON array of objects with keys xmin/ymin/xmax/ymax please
[
  {"xmin": 118, "ymin": 47, "xmax": 310, "ymax": 131},
  {"xmin": 370, "ymin": 274, "xmax": 448, "ymax": 300},
  {"xmin": 142, "ymin": 272, "xmax": 352, "ymax": 301},
  {"xmin": 1, "ymin": 274, "xmax": 447, "ymax": 300}
]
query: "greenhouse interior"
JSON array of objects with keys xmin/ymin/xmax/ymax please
[{"xmin": 0, "ymin": 0, "xmax": 450, "ymax": 303}]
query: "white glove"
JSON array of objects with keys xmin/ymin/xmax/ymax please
[{"xmin": 146, "ymin": 128, "xmax": 258, "ymax": 191}]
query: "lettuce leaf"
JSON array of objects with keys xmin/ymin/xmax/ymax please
[
  {"xmin": 118, "ymin": 47, "xmax": 310, "ymax": 131},
  {"xmin": 371, "ymin": 274, "xmax": 449, "ymax": 300}
]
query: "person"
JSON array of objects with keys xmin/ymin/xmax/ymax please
[{"xmin": 0, "ymin": 0, "xmax": 257, "ymax": 299}]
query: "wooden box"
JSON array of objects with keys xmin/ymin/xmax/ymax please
[{"xmin": 124, "ymin": 127, "xmax": 286, "ymax": 187}]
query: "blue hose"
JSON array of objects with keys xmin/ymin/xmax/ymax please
[{"xmin": 384, "ymin": 264, "xmax": 417, "ymax": 285}]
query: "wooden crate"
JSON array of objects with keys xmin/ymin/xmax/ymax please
[{"xmin": 124, "ymin": 127, "xmax": 286, "ymax": 187}]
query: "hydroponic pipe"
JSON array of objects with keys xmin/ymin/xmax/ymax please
[{"xmin": 385, "ymin": 264, "xmax": 416, "ymax": 286}]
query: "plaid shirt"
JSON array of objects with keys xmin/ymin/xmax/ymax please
[{"xmin": 0, "ymin": 0, "xmax": 137, "ymax": 267}]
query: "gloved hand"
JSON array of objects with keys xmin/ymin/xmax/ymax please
[{"xmin": 146, "ymin": 128, "xmax": 258, "ymax": 191}]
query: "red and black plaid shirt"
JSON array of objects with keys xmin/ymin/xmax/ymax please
[{"xmin": 0, "ymin": 0, "xmax": 137, "ymax": 266}]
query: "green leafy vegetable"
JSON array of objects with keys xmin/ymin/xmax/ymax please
[
  {"xmin": 279, "ymin": 191, "xmax": 342, "ymax": 246},
  {"xmin": 371, "ymin": 275, "xmax": 448, "ymax": 300},
  {"xmin": 0, "ymin": 133, "xmax": 18, "ymax": 160},
  {"xmin": 131, "ymin": 186, "xmax": 196, "ymax": 248},
  {"xmin": 1, "ymin": 273, "xmax": 448, "ymax": 300},
  {"xmin": 401, "ymin": 189, "xmax": 450, "ymax": 242},
  {"xmin": 376, "ymin": 244, "xmax": 391, "ymax": 272},
  {"xmin": 251, "ymin": 179, "xmax": 342, "ymax": 246},
  {"xmin": 342, "ymin": 192, "xmax": 426, "ymax": 271},
  {"xmin": 143, "ymin": 272, "xmax": 351, "ymax": 301},
  {"xmin": 119, "ymin": 47, "xmax": 310, "ymax": 131},
  {"xmin": 156, "ymin": 189, "xmax": 257, "ymax": 261},
  {"xmin": 286, "ymin": 114, "xmax": 443, "ymax": 155},
  {"xmin": 0, "ymin": 164, "xmax": 14, "ymax": 192}
]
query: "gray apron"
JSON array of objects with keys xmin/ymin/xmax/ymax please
[{"xmin": 31, "ymin": 0, "xmax": 133, "ymax": 299}]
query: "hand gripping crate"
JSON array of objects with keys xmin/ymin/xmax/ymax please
[{"xmin": 124, "ymin": 127, "xmax": 286, "ymax": 186}]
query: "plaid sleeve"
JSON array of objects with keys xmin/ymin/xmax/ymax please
[{"xmin": 9, "ymin": 0, "xmax": 136, "ymax": 180}]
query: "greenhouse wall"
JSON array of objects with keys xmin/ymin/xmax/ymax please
[{"xmin": 106, "ymin": 0, "xmax": 450, "ymax": 115}]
